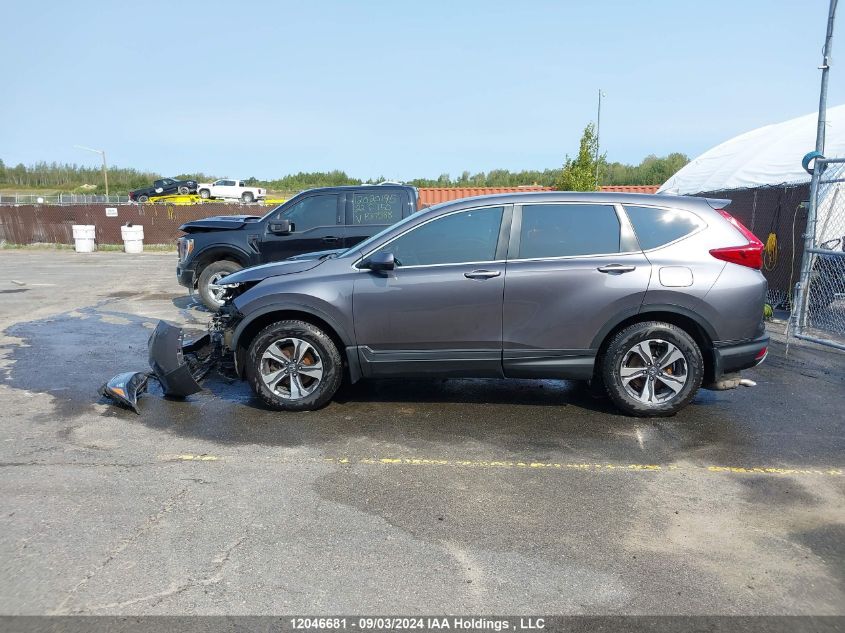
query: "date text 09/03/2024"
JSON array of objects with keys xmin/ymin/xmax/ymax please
[{"xmin": 290, "ymin": 617, "xmax": 546, "ymax": 630}]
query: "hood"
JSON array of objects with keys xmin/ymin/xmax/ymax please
[
  {"xmin": 221, "ymin": 257, "xmax": 326, "ymax": 285},
  {"xmin": 179, "ymin": 215, "xmax": 262, "ymax": 233},
  {"xmin": 286, "ymin": 248, "xmax": 345, "ymax": 261}
]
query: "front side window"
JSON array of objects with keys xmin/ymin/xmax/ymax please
[
  {"xmin": 352, "ymin": 191, "xmax": 403, "ymax": 225},
  {"xmin": 518, "ymin": 204, "xmax": 621, "ymax": 259},
  {"xmin": 370, "ymin": 206, "xmax": 503, "ymax": 267},
  {"xmin": 282, "ymin": 194, "xmax": 339, "ymax": 232},
  {"xmin": 624, "ymin": 205, "xmax": 705, "ymax": 250}
]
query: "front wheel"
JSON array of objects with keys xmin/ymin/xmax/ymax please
[
  {"xmin": 246, "ymin": 320, "xmax": 343, "ymax": 411},
  {"xmin": 178, "ymin": 186, "xmax": 190, "ymax": 195},
  {"xmin": 197, "ymin": 260, "xmax": 242, "ymax": 310},
  {"xmin": 601, "ymin": 321, "xmax": 703, "ymax": 417},
  {"xmin": 137, "ymin": 194, "xmax": 149, "ymax": 203}
]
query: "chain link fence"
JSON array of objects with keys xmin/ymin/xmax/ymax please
[{"xmin": 792, "ymin": 157, "xmax": 845, "ymax": 349}]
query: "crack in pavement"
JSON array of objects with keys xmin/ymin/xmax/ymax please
[
  {"xmin": 49, "ymin": 486, "xmax": 191, "ymax": 615},
  {"xmin": 79, "ymin": 535, "xmax": 249, "ymax": 613}
]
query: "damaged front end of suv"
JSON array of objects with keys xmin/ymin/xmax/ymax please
[{"xmin": 100, "ymin": 255, "xmax": 321, "ymax": 413}]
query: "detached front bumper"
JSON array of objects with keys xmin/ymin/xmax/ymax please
[{"xmin": 148, "ymin": 320, "xmax": 214, "ymax": 397}]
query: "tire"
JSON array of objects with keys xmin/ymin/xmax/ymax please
[
  {"xmin": 199, "ymin": 189, "xmax": 211, "ymax": 199},
  {"xmin": 197, "ymin": 260, "xmax": 242, "ymax": 310},
  {"xmin": 137, "ymin": 194, "xmax": 149, "ymax": 203},
  {"xmin": 246, "ymin": 320, "xmax": 343, "ymax": 411},
  {"xmin": 241, "ymin": 192, "xmax": 254, "ymax": 203},
  {"xmin": 178, "ymin": 186, "xmax": 190, "ymax": 195},
  {"xmin": 601, "ymin": 321, "xmax": 703, "ymax": 417}
]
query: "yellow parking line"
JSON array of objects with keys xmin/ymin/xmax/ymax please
[
  {"xmin": 155, "ymin": 453, "xmax": 843, "ymax": 478},
  {"xmin": 323, "ymin": 456, "xmax": 844, "ymax": 478},
  {"xmin": 159, "ymin": 453, "xmax": 220, "ymax": 461}
]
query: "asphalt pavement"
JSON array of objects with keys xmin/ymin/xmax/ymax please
[{"xmin": 0, "ymin": 250, "xmax": 843, "ymax": 615}]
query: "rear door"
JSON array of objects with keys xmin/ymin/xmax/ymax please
[
  {"xmin": 502, "ymin": 202, "xmax": 651, "ymax": 378},
  {"xmin": 344, "ymin": 189, "xmax": 410, "ymax": 249},
  {"xmin": 260, "ymin": 192, "xmax": 344, "ymax": 262}
]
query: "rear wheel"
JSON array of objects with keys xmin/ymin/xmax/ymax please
[
  {"xmin": 246, "ymin": 320, "xmax": 343, "ymax": 411},
  {"xmin": 197, "ymin": 260, "xmax": 242, "ymax": 310},
  {"xmin": 241, "ymin": 192, "xmax": 255, "ymax": 203},
  {"xmin": 601, "ymin": 321, "xmax": 703, "ymax": 417},
  {"xmin": 137, "ymin": 194, "xmax": 149, "ymax": 203},
  {"xmin": 199, "ymin": 189, "xmax": 211, "ymax": 199}
]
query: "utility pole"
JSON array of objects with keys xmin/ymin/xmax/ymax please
[
  {"xmin": 74, "ymin": 145, "xmax": 109, "ymax": 197},
  {"xmin": 595, "ymin": 89, "xmax": 606, "ymax": 188},
  {"xmin": 793, "ymin": 0, "xmax": 838, "ymax": 337},
  {"xmin": 815, "ymin": 0, "xmax": 838, "ymax": 154}
]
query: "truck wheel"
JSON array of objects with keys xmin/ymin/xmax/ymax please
[
  {"xmin": 197, "ymin": 260, "xmax": 243, "ymax": 310},
  {"xmin": 241, "ymin": 192, "xmax": 255, "ymax": 203},
  {"xmin": 601, "ymin": 321, "xmax": 703, "ymax": 417},
  {"xmin": 137, "ymin": 194, "xmax": 149, "ymax": 203},
  {"xmin": 246, "ymin": 320, "xmax": 343, "ymax": 411},
  {"xmin": 199, "ymin": 189, "xmax": 211, "ymax": 199},
  {"xmin": 178, "ymin": 186, "xmax": 190, "ymax": 195}
]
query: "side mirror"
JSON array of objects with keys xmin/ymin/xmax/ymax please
[
  {"xmin": 368, "ymin": 252, "xmax": 395, "ymax": 271},
  {"xmin": 269, "ymin": 219, "xmax": 293, "ymax": 235}
]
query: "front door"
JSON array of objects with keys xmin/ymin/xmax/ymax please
[
  {"xmin": 352, "ymin": 205, "xmax": 510, "ymax": 378},
  {"xmin": 260, "ymin": 192, "xmax": 344, "ymax": 263},
  {"xmin": 502, "ymin": 202, "xmax": 651, "ymax": 378}
]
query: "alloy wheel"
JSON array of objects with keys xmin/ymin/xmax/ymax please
[
  {"xmin": 620, "ymin": 339, "xmax": 688, "ymax": 404},
  {"xmin": 259, "ymin": 337, "xmax": 324, "ymax": 400}
]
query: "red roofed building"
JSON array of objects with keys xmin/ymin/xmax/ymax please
[{"xmin": 417, "ymin": 184, "xmax": 659, "ymax": 207}]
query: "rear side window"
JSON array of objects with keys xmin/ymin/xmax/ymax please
[
  {"xmin": 518, "ymin": 204, "xmax": 620, "ymax": 259},
  {"xmin": 283, "ymin": 194, "xmax": 339, "ymax": 231},
  {"xmin": 352, "ymin": 192, "xmax": 404, "ymax": 225},
  {"xmin": 624, "ymin": 205, "xmax": 705, "ymax": 250}
]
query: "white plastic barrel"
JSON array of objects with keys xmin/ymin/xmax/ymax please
[
  {"xmin": 71, "ymin": 225, "xmax": 96, "ymax": 253},
  {"xmin": 121, "ymin": 225, "xmax": 144, "ymax": 253}
]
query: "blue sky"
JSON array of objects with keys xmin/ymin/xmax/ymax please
[{"xmin": 1, "ymin": 0, "xmax": 841, "ymax": 180}]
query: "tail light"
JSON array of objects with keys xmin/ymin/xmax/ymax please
[{"xmin": 709, "ymin": 209, "xmax": 764, "ymax": 269}]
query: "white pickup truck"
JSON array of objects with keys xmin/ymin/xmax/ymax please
[{"xmin": 197, "ymin": 179, "xmax": 266, "ymax": 203}]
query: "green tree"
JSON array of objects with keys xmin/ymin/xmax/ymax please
[{"xmin": 556, "ymin": 123, "xmax": 604, "ymax": 191}]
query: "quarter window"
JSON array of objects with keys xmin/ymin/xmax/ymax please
[
  {"xmin": 371, "ymin": 207, "xmax": 503, "ymax": 267},
  {"xmin": 624, "ymin": 205, "xmax": 705, "ymax": 250},
  {"xmin": 518, "ymin": 204, "xmax": 621, "ymax": 259},
  {"xmin": 352, "ymin": 191, "xmax": 404, "ymax": 225},
  {"xmin": 282, "ymin": 194, "xmax": 339, "ymax": 232}
]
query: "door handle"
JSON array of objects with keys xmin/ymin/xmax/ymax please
[
  {"xmin": 464, "ymin": 269, "xmax": 501, "ymax": 280},
  {"xmin": 322, "ymin": 236, "xmax": 340, "ymax": 243},
  {"xmin": 597, "ymin": 264, "xmax": 637, "ymax": 274}
]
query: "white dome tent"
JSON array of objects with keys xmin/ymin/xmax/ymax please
[
  {"xmin": 655, "ymin": 106, "xmax": 845, "ymax": 310},
  {"xmin": 658, "ymin": 104, "xmax": 845, "ymax": 196}
]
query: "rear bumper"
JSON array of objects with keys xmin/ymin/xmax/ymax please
[{"xmin": 713, "ymin": 333, "xmax": 769, "ymax": 377}]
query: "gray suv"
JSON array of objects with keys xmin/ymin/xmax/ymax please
[{"xmin": 214, "ymin": 192, "xmax": 769, "ymax": 417}]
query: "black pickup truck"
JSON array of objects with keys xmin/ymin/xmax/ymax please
[
  {"xmin": 130, "ymin": 178, "xmax": 198, "ymax": 203},
  {"xmin": 177, "ymin": 184, "xmax": 419, "ymax": 309}
]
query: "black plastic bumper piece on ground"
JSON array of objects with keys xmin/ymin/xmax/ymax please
[
  {"xmin": 99, "ymin": 371, "xmax": 149, "ymax": 413},
  {"xmin": 148, "ymin": 320, "xmax": 206, "ymax": 397}
]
